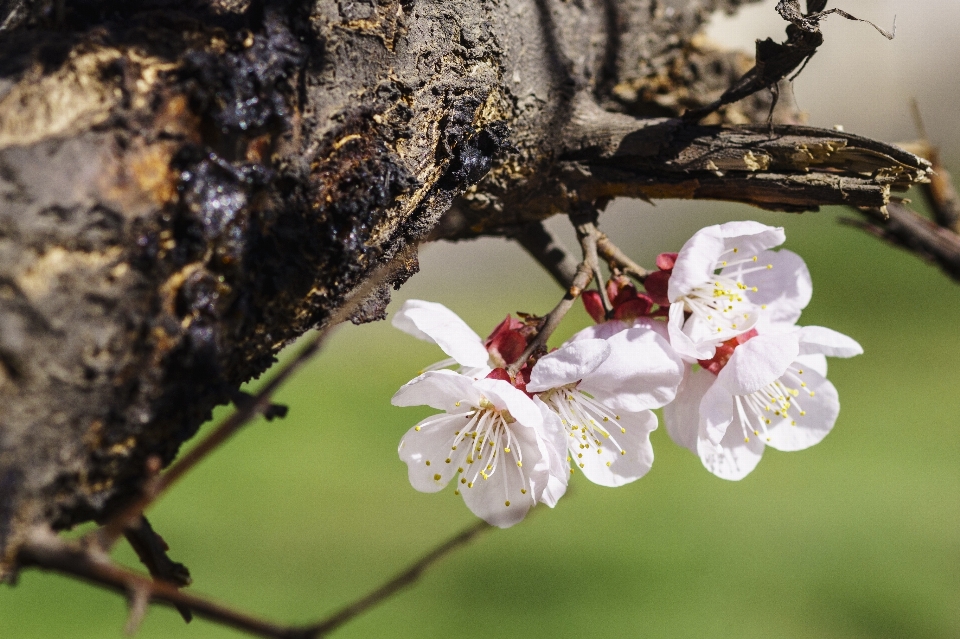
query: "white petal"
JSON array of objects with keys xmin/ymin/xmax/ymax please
[
  {"xmin": 578, "ymin": 328, "xmax": 684, "ymax": 412},
  {"xmin": 794, "ymin": 353, "xmax": 827, "ymax": 377},
  {"xmin": 527, "ymin": 339, "xmax": 610, "ymax": 392},
  {"xmin": 698, "ymin": 375, "xmax": 735, "ymax": 445},
  {"xmin": 574, "ymin": 410, "xmax": 657, "ymax": 487},
  {"xmin": 764, "ymin": 368, "xmax": 840, "ymax": 451},
  {"xmin": 391, "ymin": 370, "xmax": 483, "ymax": 412},
  {"xmin": 460, "ymin": 420, "xmax": 545, "ymax": 528},
  {"xmin": 718, "ymin": 221, "xmax": 785, "ymax": 255},
  {"xmin": 459, "ymin": 450, "xmax": 535, "ymax": 528},
  {"xmin": 533, "ymin": 397, "xmax": 569, "ymax": 507},
  {"xmin": 391, "ymin": 300, "xmax": 490, "ymax": 368},
  {"xmin": 398, "ymin": 414, "xmax": 465, "ymax": 493},
  {"xmin": 716, "ymin": 333, "xmax": 799, "ymax": 395},
  {"xmin": 797, "ymin": 326, "xmax": 863, "ymax": 358},
  {"xmin": 568, "ymin": 320, "xmax": 631, "ymax": 342},
  {"xmin": 663, "ymin": 365, "xmax": 714, "ymax": 453},
  {"xmin": 727, "ymin": 249, "xmax": 811, "ymax": 329},
  {"xmin": 696, "ymin": 421, "xmax": 765, "ymax": 481},
  {"xmin": 668, "ymin": 225, "xmax": 726, "ymax": 301},
  {"xmin": 474, "ymin": 378, "xmax": 543, "ymax": 428},
  {"xmin": 668, "ymin": 302, "xmax": 717, "ymax": 361}
]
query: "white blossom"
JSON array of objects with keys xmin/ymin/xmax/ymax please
[
  {"xmin": 394, "ymin": 370, "xmax": 568, "ymax": 527},
  {"xmin": 663, "ymin": 326, "xmax": 862, "ymax": 480},
  {"xmin": 527, "ymin": 327, "xmax": 684, "ymax": 486},
  {"xmin": 666, "ymin": 221, "xmax": 812, "ymax": 360}
]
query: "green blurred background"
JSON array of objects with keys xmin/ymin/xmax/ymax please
[{"xmin": 3, "ymin": 1, "xmax": 959, "ymax": 637}]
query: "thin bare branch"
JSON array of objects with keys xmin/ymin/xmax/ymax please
[
  {"xmin": 20, "ymin": 517, "xmax": 493, "ymax": 639},
  {"xmin": 846, "ymin": 202, "xmax": 960, "ymax": 283},
  {"xmin": 907, "ymin": 101, "xmax": 960, "ymax": 232},
  {"xmin": 304, "ymin": 519, "xmax": 492, "ymax": 637},
  {"xmin": 507, "ymin": 210, "xmax": 603, "ymax": 377},
  {"xmin": 19, "ymin": 528, "xmax": 305, "ymax": 639},
  {"xmin": 596, "ymin": 233, "xmax": 649, "ymax": 282}
]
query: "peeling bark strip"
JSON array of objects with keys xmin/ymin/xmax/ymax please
[{"xmin": 0, "ymin": 0, "xmax": 931, "ymax": 579}]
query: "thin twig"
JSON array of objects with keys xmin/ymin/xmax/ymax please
[
  {"xmin": 507, "ymin": 209, "xmax": 603, "ymax": 377},
  {"xmin": 20, "ymin": 518, "xmax": 493, "ymax": 639},
  {"xmin": 20, "ymin": 528, "xmax": 306, "ymax": 639},
  {"xmin": 909, "ymin": 100, "xmax": 960, "ymax": 232},
  {"xmin": 596, "ymin": 233, "xmax": 649, "ymax": 282},
  {"xmin": 572, "ymin": 211, "xmax": 613, "ymax": 317},
  {"xmin": 303, "ymin": 519, "xmax": 492, "ymax": 637},
  {"xmin": 91, "ymin": 249, "xmax": 415, "ymax": 551},
  {"xmin": 846, "ymin": 202, "xmax": 960, "ymax": 283}
]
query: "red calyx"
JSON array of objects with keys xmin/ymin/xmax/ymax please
[
  {"xmin": 643, "ymin": 252, "xmax": 677, "ymax": 307},
  {"xmin": 697, "ymin": 328, "xmax": 758, "ymax": 375},
  {"xmin": 582, "ymin": 275, "xmax": 655, "ymax": 324},
  {"xmin": 485, "ymin": 365, "xmax": 532, "ymax": 395},
  {"xmin": 485, "ymin": 316, "xmax": 533, "ymax": 368}
]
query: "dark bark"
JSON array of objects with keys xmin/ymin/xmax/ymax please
[{"xmin": 0, "ymin": 0, "xmax": 932, "ymax": 579}]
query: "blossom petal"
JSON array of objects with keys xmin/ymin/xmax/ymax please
[
  {"xmin": 398, "ymin": 414, "xmax": 465, "ymax": 492},
  {"xmin": 716, "ymin": 333, "xmax": 799, "ymax": 395},
  {"xmin": 460, "ymin": 422, "xmax": 544, "ymax": 527},
  {"xmin": 698, "ymin": 375, "xmax": 735, "ymax": 445},
  {"xmin": 533, "ymin": 397, "xmax": 569, "ymax": 507},
  {"xmin": 474, "ymin": 378, "xmax": 543, "ymax": 428},
  {"xmin": 574, "ymin": 410, "xmax": 657, "ymax": 487},
  {"xmin": 794, "ymin": 353, "xmax": 827, "ymax": 377},
  {"xmin": 392, "ymin": 370, "xmax": 483, "ymax": 412},
  {"xmin": 726, "ymin": 249, "xmax": 811, "ymax": 330},
  {"xmin": 668, "ymin": 225, "xmax": 726, "ymax": 301},
  {"xmin": 569, "ymin": 320, "xmax": 631, "ymax": 342},
  {"xmin": 764, "ymin": 368, "xmax": 840, "ymax": 451},
  {"xmin": 663, "ymin": 365, "xmax": 714, "ymax": 453},
  {"xmin": 460, "ymin": 451, "xmax": 535, "ymax": 528},
  {"xmin": 696, "ymin": 420, "xmax": 765, "ymax": 481},
  {"xmin": 797, "ymin": 326, "xmax": 863, "ymax": 358},
  {"xmin": 717, "ymin": 221, "xmax": 785, "ymax": 255},
  {"xmin": 578, "ymin": 328, "xmax": 685, "ymax": 412},
  {"xmin": 391, "ymin": 300, "xmax": 490, "ymax": 368},
  {"xmin": 668, "ymin": 302, "xmax": 717, "ymax": 361},
  {"xmin": 527, "ymin": 339, "xmax": 610, "ymax": 392}
]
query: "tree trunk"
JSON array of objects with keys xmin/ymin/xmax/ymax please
[{"xmin": 0, "ymin": 0, "xmax": 928, "ymax": 577}]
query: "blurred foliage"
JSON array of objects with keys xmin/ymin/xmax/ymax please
[{"xmin": 2, "ymin": 203, "xmax": 959, "ymax": 639}]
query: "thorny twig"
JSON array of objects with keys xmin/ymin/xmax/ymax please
[{"xmin": 507, "ymin": 209, "xmax": 605, "ymax": 378}]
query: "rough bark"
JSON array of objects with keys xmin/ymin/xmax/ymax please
[{"xmin": 0, "ymin": 0, "xmax": 931, "ymax": 578}]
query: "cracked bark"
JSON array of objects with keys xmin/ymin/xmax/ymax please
[{"xmin": 0, "ymin": 0, "xmax": 932, "ymax": 579}]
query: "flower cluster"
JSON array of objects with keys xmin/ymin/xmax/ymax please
[{"xmin": 390, "ymin": 222, "xmax": 861, "ymax": 527}]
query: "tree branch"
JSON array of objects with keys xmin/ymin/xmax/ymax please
[
  {"xmin": 845, "ymin": 202, "xmax": 960, "ymax": 283},
  {"xmin": 19, "ymin": 518, "xmax": 493, "ymax": 639}
]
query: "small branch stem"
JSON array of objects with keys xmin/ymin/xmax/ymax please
[
  {"xmin": 507, "ymin": 208, "xmax": 603, "ymax": 377},
  {"xmin": 596, "ymin": 233, "xmax": 649, "ymax": 282},
  {"xmin": 20, "ymin": 529, "xmax": 304, "ymax": 639},
  {"xmin": 20, "ymin": 518, "xmax": 493, "ymax": 639},
  {"xmin": 303, "ymin": 520, "xmax": 492, "ymax": 637},
  {"xmin": 846, "ymin": 202, "xmax": 960, "ymax": 283}
]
